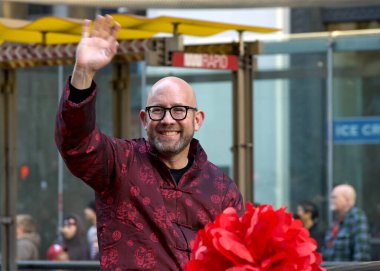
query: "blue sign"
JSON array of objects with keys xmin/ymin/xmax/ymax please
[{"xmin": 333, "ymin": 117, "xmax": 380, "ymax": 144}]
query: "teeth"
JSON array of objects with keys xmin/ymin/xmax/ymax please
[{"xmin": 161, "ymin": 131, "xmax": 178, "ymax": 135}]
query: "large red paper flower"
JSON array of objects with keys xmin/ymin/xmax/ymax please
[{"xmin": 186, "ymin": 203, "xmax": 325, "ymax": 271}]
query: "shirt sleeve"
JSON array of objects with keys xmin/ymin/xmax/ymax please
[
  {"xmin": 55, "ymin": 77, "xmax": 115, "ymax": 193},
  {"xmin": 352, "ymin": 211, "xmax": 371, "ymax": 261}
]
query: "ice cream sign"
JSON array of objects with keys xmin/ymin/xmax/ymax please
[{"xmin": 333, "ymin": 117, "xmax": 380, "ymax": 144}]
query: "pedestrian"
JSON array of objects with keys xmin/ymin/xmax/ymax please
[
  {"xmin": 60, "ymin": 215, "xmax": 89, "ymax": 261},
  {"xmin": 84, "ymin": 200, "xmax": 98, "ymax": 260},
  {"xmin": 16, "ymin": 214, "xmax": 40, "ymax": 260},
  {"xmin": 47, "ymin": 243, "xmax": 69, "ymax": 261},
  {"xmin": 323, "ymin": 184, "xmax": 371, "ymax": 261},
  {"xmin": 297, "ymin": 200, "xmax": 324, "ymax": 251},
  {"xmin": 46, "ymin": 243, "xmax": 69, "ymax": 271}
]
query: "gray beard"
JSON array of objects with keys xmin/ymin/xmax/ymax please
[{"xmin": 148, "ymin": 131, "xmax": 194, "ymax": 156}]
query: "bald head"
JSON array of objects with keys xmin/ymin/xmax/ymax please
[
  {"xmin": 147, "ymin": 76, "xmax": 197, "ymax": 107},
  {"xmin": 331, "ymin": 184, "xmax": 357, "ymax": 214},
  {"xmin": 335, "ymin": 184, "xmax": 356, "ymax": 205}
]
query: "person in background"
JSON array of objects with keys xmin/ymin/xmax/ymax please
[
  {"xmin": 55, "ymin": 15, "xmax": 243, "ymax": 270},
  {"xmin": 16, "ymin": 214, "xmax": 40, "ymax": 260},
  {"xmin": 323, "ymin": 184, "xmax": 371, "ymax": 261},
  {"xmin": 47, "ymin": 243, "xmax": 69, "ymax": 261},
  {"xmin": 60, "ymin": 215, "xmax": 89, "ymax": 261},
  {"xmin": 296, "ymin": 200, "xmax": 324, "ymax": 251},
  {"xmin": 47, "ymin": 243, "xmax": 70, "ymax": 271},
  {"xmin": 83, "ymin": 200, "xmax": 98, "ymax": 260}
]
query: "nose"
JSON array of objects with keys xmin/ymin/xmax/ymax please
[{"xmin": 161, "ymin": 109, "xmax": 176, "ymax": 124}]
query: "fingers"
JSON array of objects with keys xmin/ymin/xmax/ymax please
[
  {"xmin": 82, "ymin": 19, "xmax": 91, "ymax": 38},
  {"xmin": 108, "ymin": 20, "xmax": 121, "ymax": 50},
  {"xmin": 109, "ymin": 23, "xmax": 121, "ymax": 54},
  {"xmin": 91, "ymin": 15, "xmax": 104, "ymax": 38},
  {"xmin": 110, "ymin": 18, "xmax": 121, "ymax": 40},
  {"xmin": 102, "ymin": 15, "xmax": 114, "ymax": 38},
  {"xmin": 91, "ymin": 15, "xmax": 119, "ymax": 39}
]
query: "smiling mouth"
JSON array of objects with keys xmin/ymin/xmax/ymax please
[{"xmin": 159, "ymin": 131, "xmax": 180, "ymax": 136}]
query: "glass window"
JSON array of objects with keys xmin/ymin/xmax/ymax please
[
  {"xmin": 332, "ymin": 51, "xmax": 380, "ymax": 260},
  {"xmin": 254, "ymin": 53, "xmax": 327, "ymax": 221}
]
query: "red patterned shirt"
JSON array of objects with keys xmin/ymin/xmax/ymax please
[{"xmin": 55, "ymin": 80, "xmax": 244, "ymax": 270}]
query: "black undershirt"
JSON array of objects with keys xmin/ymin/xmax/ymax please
[
  {"xmin": 68, "ymin": 80, "xmax": 94, "ymax": 103},
  {"xmin": 170, "ymin": 156, "xmax": 194, "ymax": 184}
]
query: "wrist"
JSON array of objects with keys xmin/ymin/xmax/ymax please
[{"xmin": 71, "ymin": 65, "xmax": 96, "ymax": 90}]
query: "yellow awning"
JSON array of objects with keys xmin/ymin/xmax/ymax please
[{"xmin": 0, "ymin": 13, "xmax": 279, "ymax": 44}]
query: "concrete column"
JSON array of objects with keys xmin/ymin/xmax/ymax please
[{"xmin": 232, "ymin": 35, "xmax": 254, "ymax": 203}]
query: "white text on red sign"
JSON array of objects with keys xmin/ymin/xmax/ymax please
[{"xmin": 172, "ymin": 52, "xmax": 238, "ymax": 70}]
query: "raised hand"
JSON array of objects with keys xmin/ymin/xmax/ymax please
[{"xmin": 71, "ymin": 15, "xmax": 121, "ymax": 89}]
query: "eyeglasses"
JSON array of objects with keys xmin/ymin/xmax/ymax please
[{"xmin": 145, "ymin": 105, "xmax": 197, "ymax": 121}]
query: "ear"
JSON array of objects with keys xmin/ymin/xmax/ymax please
[
  {"xmin": 139, "ymin": 110, "xmax": 148, "ymax": 130},
  {"xmin": 194, "ymin": 110, "xmax": 205, "ymax": 131}
]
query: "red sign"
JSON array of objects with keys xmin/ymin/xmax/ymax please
[{"xmin": 172, "ymin": 52, "xmax": 238, "ymax": 70}]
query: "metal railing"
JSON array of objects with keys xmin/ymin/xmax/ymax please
[
  {"xmin": 17, "ymin": 260, "xmax": 100, "ymax": 270},
  {"xmin": 0, "ymin": 260, "xmax": 378, "ymax": 270},
  {"xmin": 324, "ymin": 261, "xmax": 380, "ymax": 271}
]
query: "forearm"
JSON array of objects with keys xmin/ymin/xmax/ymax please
[
  {"xmin": 55, "ymin": 79, "xmax": 114, "ymax": 192},
  {"xmin": 55, "ymin": 78, "xmax": 97, "ymax": 148},
  {"xmin": 71, "ymin": 65, "xmax": 96, "ymax": 89}
]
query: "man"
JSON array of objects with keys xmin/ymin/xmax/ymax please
[
  {"xmin": 55, "ymin": 15, "xmax": 243, "ymax": 270},
  {"xmin": 323, "ymin": 184, "xmax": 370, "ymax": 261}
]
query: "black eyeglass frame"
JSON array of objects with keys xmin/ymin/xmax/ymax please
[{"xmin": 145, "ymin": 105, "xmax": 198, "ymax": 121}]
